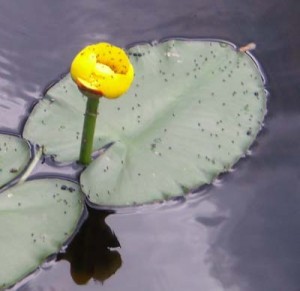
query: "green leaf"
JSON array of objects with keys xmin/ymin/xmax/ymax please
[
  {"xmin": 23, "ymin": 39, "xmax": 267, "ymax": 206},
  {"xmin": 0, "ymin": 134, "xmax": 31, "ymax": 188},
  {"xmin": 0, "ymin": 178, "xmax": 84, "ymax": 289}
]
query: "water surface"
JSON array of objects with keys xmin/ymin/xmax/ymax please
[{"xmin": 0, "ymin": 0, "xmax": 299, "ymax": 290}]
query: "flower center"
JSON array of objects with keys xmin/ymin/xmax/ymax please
[
  {"xmin": 95, "ymin": 63, "xmax": 115, "ymax": 75},
  {"xmin": 93, "ymin": 43, "xmax": 130, "ymax": 75}
]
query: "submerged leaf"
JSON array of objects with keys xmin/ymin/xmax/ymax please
[
  {"xmin": 0, "ymin": 179, "xmax": 84, "ymax": 289},
  {"xmin": 0, "ymin": 134, "xmax": 31, "ymax": 188},
  {"xmin": 23, "ymin": 39, "xmax": 267, "ymax": 206}
]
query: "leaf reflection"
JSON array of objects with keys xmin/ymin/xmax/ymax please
[{"xmin": 57, "ymin": 207, "xmax": 122, "ymax": 285}]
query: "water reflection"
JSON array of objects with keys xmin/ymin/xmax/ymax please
[
  {"xmin": 57, "ymin": 207, "xmax": 122, "ymax": 285},
  {"xmin": 0, "ymin": 0, "xmax": 299, "ymax": 289}
]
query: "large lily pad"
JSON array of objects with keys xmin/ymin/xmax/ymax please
[
  {"xmin": 0, "ymin": 178, "xmax": 84, "ymax": 289},
  {"xmin": 0, "ymin": 133, "xmax": 31, "ymax": 188},
  {"xmin": 23, "ymin": 39, "xmax": 267, "ymax": 206}
]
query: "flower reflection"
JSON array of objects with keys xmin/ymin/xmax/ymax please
[{"xmin": 57, "ymin": 207, "xmax": 122, "ymax": 285}]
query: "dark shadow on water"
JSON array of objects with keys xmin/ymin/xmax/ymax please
[{"xmin": 57, "ymin": 207, "xmax": 122, "ymax": 285}]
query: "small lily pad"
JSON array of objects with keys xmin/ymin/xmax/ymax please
[
  {"xmin": 0, "ymin": 178, "xmax": 84, "ymax": 289},
  {"xmin": 23, "ymin": 39, "xmax": 267, "ymax": 206},
  {"xmin": 0, "ymin": 134, "xmax": 31, "ymax": 188}
]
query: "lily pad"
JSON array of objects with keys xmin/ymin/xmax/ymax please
[
  {"xmin": 23, "ymin": 39, "xmax": 267, "ymax": 206},
  {"xmin": 0, "ymin": 134, "xmax": 31, "ymax": 188},
  {"xmin": 0, "ymin": 178, "xmax": 84, "ymax": 289}
]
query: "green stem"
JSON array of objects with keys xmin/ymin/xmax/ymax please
[{"xmin": 79, "ymin": 97, "xmax": 100, "ymax": 165}]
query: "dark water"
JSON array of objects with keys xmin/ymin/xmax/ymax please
[{"xmin": 0, "ymin": 0, "xmax": 300, "ymax": 290}]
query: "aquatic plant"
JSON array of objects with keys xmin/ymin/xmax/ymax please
[
  {"xmin": 70, "ymin": 42, "xmax": 134, "ymax": 165},
  {"xmin": 0, "ymin": 133, "xmax": 84, "ymax": 289},
  {"xmin": 0, "ymin": 38, "xmax": 267, "ymax": 289},
  {"xmin": 23, "ymin": 39, "xmax": 267, "ymax": 206},
  {"xmin": 0, "ymin": 134, "xmax": 30, "ymax": 187}
]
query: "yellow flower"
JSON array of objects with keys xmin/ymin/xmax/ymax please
[{"xmin": 70, "ymin": 42, "xmax": 134, "ymax": 99}]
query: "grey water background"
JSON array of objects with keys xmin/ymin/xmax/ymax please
[{"xmin": 0, "ymin": 0, "xmax": 299, "ymax": 290}]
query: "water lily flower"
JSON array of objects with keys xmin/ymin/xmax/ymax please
[
  {"xmin": 71, "ymin": 42, "xmax": 134, "ymax": 99},
  {"xmin": 70, "ymin": 42, "xmax": 135, "ymax": 165}
]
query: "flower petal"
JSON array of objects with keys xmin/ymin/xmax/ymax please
[{"xmin": 70, "ymin": 43, "xmax": 134, "ymax": 98}]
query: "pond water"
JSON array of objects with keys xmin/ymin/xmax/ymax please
[{"xmin": 0, "ymin": 0, "xmax": 299, "ymax": 290}]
